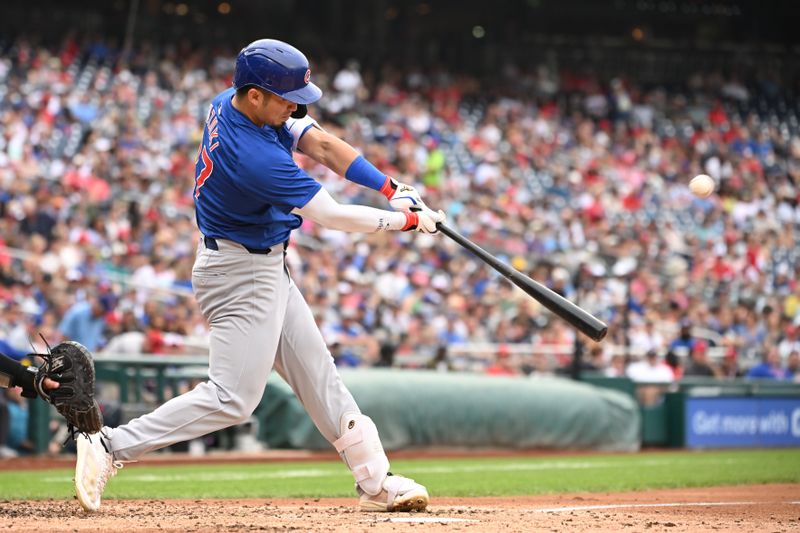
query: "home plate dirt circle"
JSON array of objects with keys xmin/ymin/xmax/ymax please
[
  {"xmin": 374, "ymin": 516, "xmax": 480, "ymax": 523},
  {"xmin": 0, "ymin": 484, "xmax": 797, "ymax": 532}
]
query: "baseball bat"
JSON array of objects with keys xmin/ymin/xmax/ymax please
[{"xmin": 436, "ymin": 222, "xmax": 608, "ymax": 342}]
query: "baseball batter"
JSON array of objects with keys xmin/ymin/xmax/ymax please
[{"xmin": 74, "ymin": 39, "xmax": 444, "ymax": 513}]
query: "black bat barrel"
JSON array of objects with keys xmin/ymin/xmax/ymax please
[{"xmin": 436, "ymin": 223, "xmax": 608, "ymax": 342}]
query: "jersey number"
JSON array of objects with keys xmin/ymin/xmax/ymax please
[{"xmin": 195, "ymin": 146, "xmax": 214, "ymax": 198}]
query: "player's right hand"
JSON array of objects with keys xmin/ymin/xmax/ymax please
[{"xmin": 401, "ymin": 206, "xmax": 446, "ymax": 234}]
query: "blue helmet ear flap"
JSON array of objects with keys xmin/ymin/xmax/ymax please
[{"xmin": 291, "ymin": 104, "xmax": 307, "ymax": 119}]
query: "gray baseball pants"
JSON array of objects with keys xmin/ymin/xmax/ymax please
[{"xmin": 104, "ymin": 237, "xmax": 360, "ymax": 461}]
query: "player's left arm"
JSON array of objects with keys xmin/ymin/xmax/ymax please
[{"xmin": 294, "ymin": 120, "xmax": 426, "ymax": 212}]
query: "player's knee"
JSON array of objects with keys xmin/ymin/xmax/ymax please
[
  {"xmin": 225, "ymin": 404, "xmax": 252, "ymax": 425},
  {"xmin": 214, "ymin": 387, "xmax": 257, "ymax": 424},
  {"xmin": 333, "ymin": 412, "xmax": 389, "ymax": 495}
]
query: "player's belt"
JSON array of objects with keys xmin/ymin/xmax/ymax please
[{"xmin": 203, "ymin": 236, "xmax": 288, "ymax": 255}]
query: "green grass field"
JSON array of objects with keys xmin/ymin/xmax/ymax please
[{"xmin": 1, "ymin": 449, "xmax": 798, "ymax": 500}]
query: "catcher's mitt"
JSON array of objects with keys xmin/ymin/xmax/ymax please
[{"xmin": 33, "ymin": 340, "xmax": 103, "ymax": 437}]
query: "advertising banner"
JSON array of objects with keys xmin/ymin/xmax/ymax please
[{"xmin": 685, "ymin": 397, "xmax": 800, "ymax": 448}]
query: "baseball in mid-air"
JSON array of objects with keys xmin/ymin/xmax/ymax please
[{"xmin": 689, "ymin": 174, "xmax": 715, "ymax": 197}]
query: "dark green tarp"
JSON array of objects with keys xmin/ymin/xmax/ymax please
[{"xmin": 257, "ymin": 369, "xmax": 640, "ymax": 452}]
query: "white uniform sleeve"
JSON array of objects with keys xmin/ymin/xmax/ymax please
[
  {"xmin": 293, "ymin": 188, "xmax": 407, "ymax": 233},
  {"xmin": 285, "ymin": 115, "xmax": 320, "ymax": 152}
]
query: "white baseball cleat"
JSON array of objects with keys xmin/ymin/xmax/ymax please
[
  {"xmin": 358, "ymin": 473, "xmax": 429, "ymax": 512},
  {"xmin": 74, "ymin": 433, "xmax": 121, "ymax": 512}
]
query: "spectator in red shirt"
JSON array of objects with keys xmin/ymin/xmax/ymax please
[{"xmin": 485, "ymin": 345, "xmax": 517, "ymax": 376}]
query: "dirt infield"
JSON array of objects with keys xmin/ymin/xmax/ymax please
[{"xmin": 0, "ymin": 484, "xmax": 797, "ymax": 532}]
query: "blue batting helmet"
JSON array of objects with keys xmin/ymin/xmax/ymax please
[{"xmin": 233, "ymin": 39, "xmax": 322, "ymax": 105}]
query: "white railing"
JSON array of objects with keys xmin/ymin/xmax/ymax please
[{"xmin": 395, "ymin": 341, "xmax": 736, "ymax": 371}]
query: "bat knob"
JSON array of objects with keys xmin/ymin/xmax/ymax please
[{"xmin": 592, "ymin": 325, "xmax": 609, "ymax": 342}]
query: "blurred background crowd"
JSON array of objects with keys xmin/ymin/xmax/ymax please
[
  {"xmin": 0, "ymin": 0, "xmax": 798, "ymax": 456},
  {"xmin": 0, "ymin": 32, "xmax": 798, "ymax": 390}
]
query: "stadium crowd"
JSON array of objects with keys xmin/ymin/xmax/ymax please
[{"xmin": 0, "ymin": 33, "xmax": 798, "ymax": 418}]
